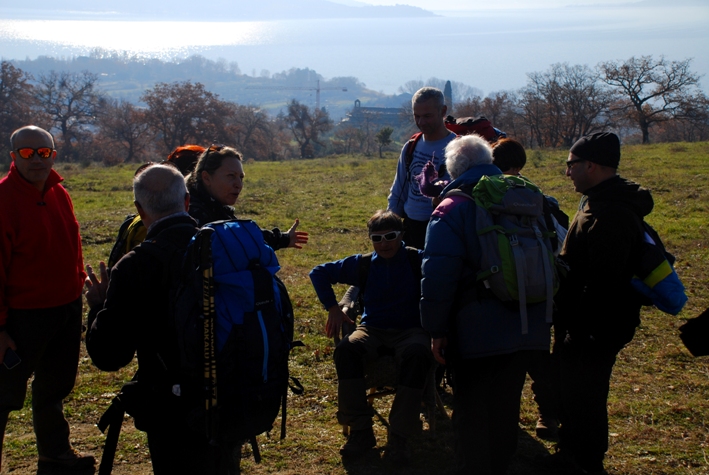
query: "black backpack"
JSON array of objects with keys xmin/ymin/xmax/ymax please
[{"xmin": 149, "ymin": 219, "xmax": 303, "ymax": 469}]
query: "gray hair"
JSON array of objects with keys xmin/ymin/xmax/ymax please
[
  {"xmin": 412, "ymin": 87, "xmax": 445, "ymax": 109},
  {"xmin": 445, "ymin": 135, "xmax": 493, "ymax": 180},
  {"xmin": 133, "ymin": 164, "xmax": 188, "ymax": 219}
]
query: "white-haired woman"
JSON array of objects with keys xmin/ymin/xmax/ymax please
[{"xmin": 420, "ymin": 134, "xmax": 552, "ymax": 475}]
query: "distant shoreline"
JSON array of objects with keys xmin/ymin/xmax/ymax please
[{"xmin": 0, "ymin": 1, "xmax": 437, "ymax": 22}]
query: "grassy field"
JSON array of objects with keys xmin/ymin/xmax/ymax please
[{"xmin": 2, "ymin": 143, "xmax": 709, "ymax": 475}]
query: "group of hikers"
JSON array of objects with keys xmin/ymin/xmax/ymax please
[{"xmin": 0, "ymin": 85, "xmax": 687, "ymax": 475}]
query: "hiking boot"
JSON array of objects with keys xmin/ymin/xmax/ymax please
[
  {"xmin": 38, "ymin": 448, "xmax": 96, "ymax": 469},
  {"xmin": 535, "ymin": 415, "xmax": 559, "ymax": 440},
  {"xmin": 382, "ymin": 432, "xmax": 411, "ymax": 466},
  {"xmin": 339, "ymin": 427, "xmax": 376, "ymax": 458}
]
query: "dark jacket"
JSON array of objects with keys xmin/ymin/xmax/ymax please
[
  {"xmin": 86, "ymin": 213, "xmax": 198, "ymax": 384},
  {"xmin": 420, "ymin": 164, "xmax": 551, "ymax": 360},
  {"xmin": 187, "ymin": 182, "xmax": 290, "ymax": 250},
  {"xmin": 556, "ymin": 175, "xmax": 654, "ymax": 350}
]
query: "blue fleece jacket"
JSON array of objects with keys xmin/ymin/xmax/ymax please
[{"xmin": 310, "ymin": 243, "xmax": 423, "ymax": 330}]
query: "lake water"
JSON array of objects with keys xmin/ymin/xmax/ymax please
[{"xmin": 0, "ymin": 5, "xmax": 707, "ymax": 95}]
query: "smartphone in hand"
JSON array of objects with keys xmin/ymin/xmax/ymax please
[{"xmin": 3, "ymin": 348, "xmax": 21, "ymax": 370}]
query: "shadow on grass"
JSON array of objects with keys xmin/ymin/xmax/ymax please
[{"xmin": 339, "ymin": 412, "xmax": 551, "ymax": 475}]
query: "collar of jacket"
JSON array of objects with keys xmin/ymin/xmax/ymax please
[
  {"xmin": 9, "ymin": 161, "xmax": 63, "ymax": 197},
  {"xmin": 441, "ymin": 163, "xmax": 502, "ymax": 195}
]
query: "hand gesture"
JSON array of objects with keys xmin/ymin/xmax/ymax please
[
  {"xmin": 287, "ymin": 219, "xmax": 309, "ymax": 249},
  {"xmin": 84, "ymin": 262, "xmax": 109, "ymax": 309}
]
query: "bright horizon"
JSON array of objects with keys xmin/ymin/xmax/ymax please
[{"xmin": 345, "ymin": 0, "xmax": 644, "ymax": 11}]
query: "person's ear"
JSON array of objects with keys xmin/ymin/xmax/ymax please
[
  {"xmin": 201, "ymin": 170, "xmax": 212, "ymax": 188},
  {"xmin": 9, "ymin": 151, "xmax": 16, "ymax": 162},
  {"xmin": 184, "ymin": 193, "xmax": 190, "ymax": 212},
  {"xmin": 135, "ymin": 201, "xmax": 147, "ymax": 221}
]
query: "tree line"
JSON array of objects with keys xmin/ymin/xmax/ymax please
[
  {"xmin": 1, "ymin": 55, "xmax": 707, "ymax": 166},
  {"xmin": 455, "ymin": 58, "xmax": 709, "ymax": 148}
]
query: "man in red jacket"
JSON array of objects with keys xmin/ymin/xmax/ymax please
[{"xmin": 0, "ymin": 126, "xmax": 94, "ymax": 471}]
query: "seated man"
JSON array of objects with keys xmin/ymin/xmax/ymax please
[{"xmin": 309, "ymin": 210, "xmax": 431, "ymax": 465}]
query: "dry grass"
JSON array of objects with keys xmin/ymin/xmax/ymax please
[{"xmin": 2, "ymin": 143, "xmax": 709, "ymax": 475}]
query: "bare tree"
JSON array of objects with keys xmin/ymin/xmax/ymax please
[
  {"xmin": 141, "ymin": 81, "xmax": 232, "ymax": 154},
  {"xmin": 228, "ymin": 104, "xmax": 278, "ymax": 160},
  {"xmin": 0, "ymin": 62, "xmax": 39, "ymax": 162},
  {"xmin": 598, "ymin": 56, "xmax": 704, "ymax": 144},
  {"xmin": 519, "ymin": 63, "xmax": 613, "ymax": 147},
  {"xmin": 35, "ymin": 70, "xmax": 104, "ymax": 160},
  {"xmin": 280, "ymin": 99, "xmax": 333, "ymax": 158},
  {"xmin": 97, "ymin": 99, "xmax": 150, "ymax": 162},
  {"xmin": 333, "ymin": 124, "xmax": 363, "ymax": 155}
]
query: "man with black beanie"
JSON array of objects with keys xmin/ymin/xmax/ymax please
[{"xmin": 543, "ymin": 132, "xmax": 654, "ymax": 474}]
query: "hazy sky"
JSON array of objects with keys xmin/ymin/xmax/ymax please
[{"xmin": 356, "ymin": 0, "xmax": 639, "ymax": 10}]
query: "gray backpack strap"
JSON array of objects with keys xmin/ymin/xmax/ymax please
[
  {"xmin": 509, "ymin": 234, "xmax": 529, "ymax": 334},
  {"xmin": 534, "ymin": 224, "xmax": 555, "ymax": 324}
]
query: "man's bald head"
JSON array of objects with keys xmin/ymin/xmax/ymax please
[
  {"xmin": 10, "ymin": 126, "xmax": 55, "ymax": 150},
  {"xmin": 9, "ymin": 125, "xmax": 57, "ymax": 192},
  {"xmin": 133, "ymin": 164, "xmax": 189, "ymax": 225}
]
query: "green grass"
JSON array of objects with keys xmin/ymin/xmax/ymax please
[{"xmin": 3, "ymin": 144, "xmax": 709, "ymax": 474}]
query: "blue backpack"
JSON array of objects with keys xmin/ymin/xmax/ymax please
[
  {"xmin": 630, "ymin": 221, "xmax": 687, "ymax": 316},
  {"xmin": 173, "ymin": 219, "xmax": 302, "ymax": 464}
]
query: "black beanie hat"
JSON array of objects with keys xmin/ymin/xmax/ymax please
[{"xmin": 569, "ymin": 132, "xmax": 620, "ymax": 169}]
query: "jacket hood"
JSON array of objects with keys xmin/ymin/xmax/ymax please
[{"xmin": 585, "ymin": 175, "xmax": 654, "ymax": 219}]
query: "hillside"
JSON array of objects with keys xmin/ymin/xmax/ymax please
[{"xmin": 10, "ymin": 54, "xmax": 412, "ymax": 120}]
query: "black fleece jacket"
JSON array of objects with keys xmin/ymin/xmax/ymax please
[{"xmin": 556, "ymin": 175, "xmax": 654, "ymax": 350}]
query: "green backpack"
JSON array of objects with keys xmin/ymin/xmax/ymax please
[{"xmin": 445, "ymin": 174, "xmax": 559, "ymax": 334}]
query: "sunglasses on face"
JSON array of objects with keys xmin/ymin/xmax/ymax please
[
  {"xmin": 566, "ymin": 158, "xmax": 585, "ymax": 169},
  {"xmin": 16, "ymin": 147, "xmax": 54, "ymax": 159},
  {"xmin": 369, "ymin": 231, "xmax": 402, "ymax": 243}
]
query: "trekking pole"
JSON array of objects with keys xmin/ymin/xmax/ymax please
[
  {"xmin": 96, "ymin": 397, "xmax": 125, "ymax": 475},
  {"xmin": 200, "ymin": 230, "xmax": 219, "ymax": 464},
  {"xmin": 97, "ymin": 372, "xmax": 140, "ymax": 475}
]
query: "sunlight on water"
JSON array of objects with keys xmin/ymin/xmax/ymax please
[
  {"xmin": 0, "ymin": 6, "xmax": 706, "ymax": 94},
  {"xmin": 0, "ymin": 19, "xmax": 278, "ymax": 54}
]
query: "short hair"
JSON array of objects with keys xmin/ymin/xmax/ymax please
[
  {"xmin": 134, "ymin": 164, "xmax": 188, "ymax": 219},
  {"xmin": 10, "ymin": 125, "xmax": 55, "ymax": 149},
  {"xmin": 445, "ymin": 135, "xmax": 493, "ymax": 180},
  {"xmin": 367, "ymin": 210, "xmax": 403, "ymax": 234},
  {"xmin": 166, "ymin": 144, "xmax": 205, "ymax": 176},
  {"xmin": 412, "ymin": 87, "xmax": 445, "ymax": 109},
  {"xmin": 186, "ymin": 145, "xmax": 242, "ymax": 188},
  {"xmin": 492, "ymin": 138, "xmax": 527, "ymax": 173}
]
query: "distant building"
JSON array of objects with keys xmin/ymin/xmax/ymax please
[{"xmin": 340, "ymin": 99, "xmax": 404, "ymax": 129}]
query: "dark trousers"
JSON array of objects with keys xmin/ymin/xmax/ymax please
[
  {"xmin": 0, "ymin": 298, "xmax": 82, "ymax": 459},
  {"xmin": 147, "ymin": 422, "xmax": 243, "ymax": 475},
  {"xmin": 558, "ymin": 338, "xmax": 619, "ymax": 472},
  {"xmin": 450, "ymin": 351, "xmax": 528, "ymax": 475},
  {"xmin": 527, "ymin": 348, "xmax": 559, "ymax": 419},
  {"xmin": 147, "ymin": 423, "xmax": 211, "ymax": 474},
  {"xmin": 403, "ymin": 216, "xmax": 428, "ymax": 251}
]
